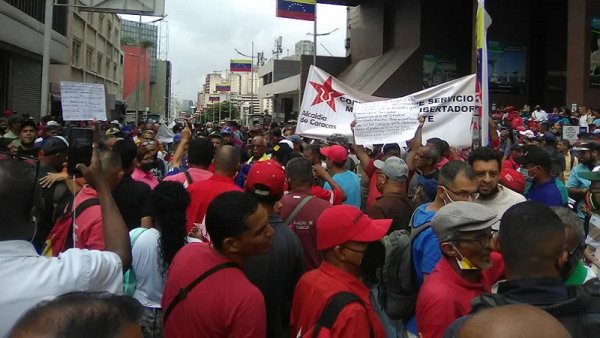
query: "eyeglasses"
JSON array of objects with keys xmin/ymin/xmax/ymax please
[
  {"xmin": 339, "ymin": 245, "xmax": 367, "ymax": 254},
  {"xmin": 455, "ymin": 232, "xmax": 493, "ymax": 250},
  {"xmin": 442, "ymin": 186, "xmax": 478, "ymax": 200}
]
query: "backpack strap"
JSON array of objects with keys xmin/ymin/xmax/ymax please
[
  {"xmin": 312, "ymin": 292, "xmax": 374, "ymax": 338},
  {"xmin": 129, "ymin": 227, "xmax": 149, "ymax": 250},
  {"xmin": 67, "ymin": 197, "xmax": 100, "ymax": 249},
  {"xmin": 163, "ymin": 261, "xmax": 238, "ymax": 323},
  {"xmin": 407, "ymin": 208, "xmax": 431, "ymax": 240},
  {"xmin": 284, "ymin": 195, "xmax": 314, "ymax": 227},
  {"xmin": 184, "ymin": 170, "xmax": 193, "ymax": 186}
]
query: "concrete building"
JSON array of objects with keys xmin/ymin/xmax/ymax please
[
  {"xmin": 338, "ymin": 0, "xmax": 600, "ymax": 109},
  {"xmin": 199, "ymin": 70, "xmax": 259, "ymax": 121},
  {"xmin": 49, "ymin": 9, "xmax": 124, "ymax": 119},
  {"xmin": 0, "ymin": 0, "xmax": 69, "ymax": 118},
  {"xmin": 295, "ymin": 40, "xmax": 314, "ymax": 57}
]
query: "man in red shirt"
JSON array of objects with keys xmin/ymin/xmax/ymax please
[
  {"xmin": 186, "ymin": 145, "xmax": 241, "ymax": 237},
  {"xmin": 290, "ymin": 205, "xmax": 391, "ymax": 338},
  {"xmin": 74, "ymin": 150, "xmax": 124, "ymax": 250},
  {"xmin": 161, "ymin": 191, "xmax": 273, "ymax": 338},
  {"xmin": 415, "ymin": 202, "xmax": 505, "ymax": 338},
  {"xmin": 281, "ymin": 157, "xmax": 332, "ymax": 271}
]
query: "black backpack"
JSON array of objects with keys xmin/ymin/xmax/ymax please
[{"xmin": 376, "ymin": 210, "xmax": 431, "ymax": 320}]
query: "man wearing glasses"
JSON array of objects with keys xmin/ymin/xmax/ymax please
[
  {"xmin": 415, "ymin": 202, "xmax": 504, "ymax": 338},
  {"xmin": 405, "ymin": 161, "xmax": 478, "ymax": 337}
]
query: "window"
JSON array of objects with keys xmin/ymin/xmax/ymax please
[
  {"xmin": 72, "ymin": 40, "xmax": 81, "ymax": 66},
  {"xmin": 86, "ymin": 47, "xmax": 93, "ymax": 69},
  {"xmin": 107, "ymin": 21, "xmax": 112, "ymax": 40},
  {"xmin": 97, "ymin": 53, "xmax": 103, "ymax": 74},
  {"xmin": 113, "ymin": 64, "xmax": 117, "ymax": 80},
  {"xmin": 105, "ymin": 60, "xmax": 110, "ymax": 77},
  {"xmin": 99, "ymin": 14, "xmax": 104, "ymax": 33}
]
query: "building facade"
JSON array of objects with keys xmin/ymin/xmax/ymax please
[
  {"xmin": 49, "ymin": 8, "xmax": 124, "ymax": 119},
  {"xmin": 0, "ymin": 0, "xmax": 69, "ymax": 118}
]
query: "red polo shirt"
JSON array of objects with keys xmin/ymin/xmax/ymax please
[
  {"xmin": 416, "ymin": 252, "xmax": 505, "ymax": 338},
  {"xmin": 162, "ymin": 243, "xmax": 266, "ymax": 338},
  {"xmin": 290, "ymin": 261, "xmax": 386, "ymax": 338},
  {"xmin": 280, "ymin": 190, "xmax": 330, "ymax": 271},
  {"xmin": 185, "ymin": 174, "xmax": 242, "ymax": 232},
  {"xmin": 73, "ymin": 185, "xmax": 104, "ymax": 250}
]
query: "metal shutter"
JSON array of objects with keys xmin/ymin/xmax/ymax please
[{"xmin": 10, "ymin": 55, "xmax": 41, "ymax": 118}]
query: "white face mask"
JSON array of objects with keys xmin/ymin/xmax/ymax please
[{"xmin": 441, "ymin": 186, "xmax": 455, "ymax": 205}]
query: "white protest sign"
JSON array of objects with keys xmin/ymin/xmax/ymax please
[
  {"xmin": 60, "ymin": 81, "xmax": 107, "ymax": 121},
  {"xmin": 296, "ymin": 66, "xmax": 385, "ymax": 140},
  {"xmin": 354, "ymin": 75, "xmax": 476, "ymax": 147},
  {"xmin": 297, "ymin": 66, "xmax": 476, "ymax": 148},
  {"xmin": 562, "ymin": 126, "xmax": 579, "ymax": 142}
]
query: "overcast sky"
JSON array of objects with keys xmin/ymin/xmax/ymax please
[{"xmin": 124, "ymin": 1, "xmax": 347, "ymax": 102}]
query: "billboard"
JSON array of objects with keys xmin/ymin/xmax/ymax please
[
  {"xmin": 488, "ymin": 41, "xmax": 527, "ymax": 94},
  {"xmin": 78, "ymin": 0, "xmax": 165, "ymax": 16}
]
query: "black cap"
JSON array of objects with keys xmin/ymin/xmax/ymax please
[
  {"xmin": 42, "ymin": 136, "xmax": 69, "ymax": 156},
  {"xmin": 518, "ymin": 145, "xmax": 552, "ymax": 170},
  {"xmin": 573, "ymin": 141, "xmax": 600, "ymax": 152},
  {"xmin": 19, "ymin": 120, "xmax": 37, "ymax": 132}
]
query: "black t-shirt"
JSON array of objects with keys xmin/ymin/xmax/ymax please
[
  {"xmin": 243, "ymin": 214, "xmax": 304, "ymax": 338},
  {"xmin": 112, "ymin": 175, "xmax": 152, "ymax": 230},
  {"xmin": 34, "ymin": 165, "xmax": 71, "ymax": 252}
]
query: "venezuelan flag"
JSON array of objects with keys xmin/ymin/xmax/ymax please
[
  {"xmin": 276, "ymin": 0, "xmax": 316, "ymax": 21},
  {"xmin": 230, "ymin": 59, "xmax": 252, "ymax": 72}
]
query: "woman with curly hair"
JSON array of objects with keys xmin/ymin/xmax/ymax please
[{"xmin": 128, "ymin": 181, "xmax": 190, "ymax": 337}]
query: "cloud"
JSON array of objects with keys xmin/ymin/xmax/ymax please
[{"xmin": 161, "ymin": 0, "xmax": 347, "ymax": 101}]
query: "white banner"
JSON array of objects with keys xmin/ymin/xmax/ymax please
[
  {"xmin": 296, "ymin": 66, "xmax": 386, "ymax": 139},
  {"xmin": 60, "ymin": 81, "xmax": 107, "ymax": 121},
  {"xmin": 354, "ymin": 75, "xmax": 476, "ymax": 148},
  {"xmin": 296, "ymin": 66, "xmax": 476, "ymax": 148}
]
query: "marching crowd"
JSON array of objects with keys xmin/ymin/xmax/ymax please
[{"xmin": 2, "ymin": 103, "xmax": 600, "ymax": 338}]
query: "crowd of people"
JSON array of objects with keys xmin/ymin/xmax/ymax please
[{"xmin": 2, "ymin": 102, "xmax": 600, "ymax": 337}]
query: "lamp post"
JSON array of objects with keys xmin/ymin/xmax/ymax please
[{"xmin": 306, "ymin": 27, "xmax": 339, "ymax": 66}]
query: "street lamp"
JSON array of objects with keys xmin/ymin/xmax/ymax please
[{"xmin": 306, "ymin": 27, "xmax": 339, "ymax": 66}]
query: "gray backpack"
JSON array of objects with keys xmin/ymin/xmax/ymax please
[{"xmin": 377, "ymin": 210, "xmax": 431, "ymax": 320}]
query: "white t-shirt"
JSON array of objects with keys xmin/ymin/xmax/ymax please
[
  {"xmin": 0, "ymin": 241, "xmax": 122, "ymax": 336},
  {"xmin": 532, "ymin": 110, "xmax": 548, "ymax": 122},
  {"xmin": 131, "ymin": 228, "xmax": 165, "ymax": 308},
  {"xmin": 474, "ymin": 185, "xmax": 526, "ymax": 225}
]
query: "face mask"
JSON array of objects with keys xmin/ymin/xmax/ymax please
[
  {"xmin": 452, "ymin": 244, "xmax": 479, "ymax": 270},
  {"xmin": 441, "ymin": 186, "xmax": 455, "ymax": 205},
  {"xmin": 140, "ymin": 162, "xmax": 153, "ymax": 173}
]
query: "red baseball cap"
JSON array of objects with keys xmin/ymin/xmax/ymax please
[
  {"xmin": 320, "ymin": 145, "xmax": 348, "ymax": 163},
  {"xmin": 245, "ymin": 160, "xmax": 286, "ymax": 197},
  {"xmin": 500, "ymin": 168, "xmax": 525, "ymax": 194},
  {"xmin": 317, "ymin": 205, "xmax": 392, "ymax": 250}
]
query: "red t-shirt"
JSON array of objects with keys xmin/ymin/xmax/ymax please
[
  {"xmin": 365, "ymin": 159, "xmax": 382, "ymax": 209},
  {"xmin": 310, "ymin": 185, "xmax": 344, "ymax": 205},
  {"xmin": 185, "ymin": 175, "xmax": 242, "ymax": 233},
  {"xmin": 161, "ymin": 243, "xmax": 266, "ymax": 338},
  {"xmin": 416, "ymin": 252, "xmax": 505, "ymax": 338},
  {"xmin": 502, "ymin": 155, "xmax": 520, "ymax": 171},
  {"xmin": 280, "ymin": 190, "xmax": 331, "ymax": 271},
  {"xmin": 290, "ymin": 262, "xmax": 386, "ymax": 338},
  {"xmin": 73, "ymin": 185, "xmax": 104, "ymax": 250}
]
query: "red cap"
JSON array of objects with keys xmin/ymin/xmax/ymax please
[
  {"xmin": 515, "ymin": 126, "xmax": 526, "ymax": 132},
  {"xmin": 320, "ymin": 145, "xmax": 348, "ymax": 164},
  {"xmin": 317, "ymin": 205, "xmax": 392, "ymax": 250},
  {"xmin": 245, "ymin": 160, "xmax": 286, "ymax": 197},
  {"xmin": 500, "ymin": 168, "xmax": 525, "ymax": 194}
]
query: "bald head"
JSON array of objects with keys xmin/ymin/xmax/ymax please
[
  {"xmin": 214, "ymin": 145, "xmax": 240, "ymax": 177},
  {"xmin": 458, "ymin": 304, "xmax": 570, "ymax": 338}
]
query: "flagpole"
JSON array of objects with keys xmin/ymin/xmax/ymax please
[
  {"xmin": 313, "ymin": 3, "xmax": 317, "ymax": 67},
  {"xmin": 479, "ymin": 0, "xmax": 490, "ymax": 146},
  {"xmin": 251, "ymin": 41, "xmax": 254, "ymax": 117}
]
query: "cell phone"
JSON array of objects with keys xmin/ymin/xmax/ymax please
[{"xmin": 67, "ymin": 128, "xmax": 94, "ymax": 176}]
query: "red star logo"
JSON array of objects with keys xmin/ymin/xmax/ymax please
[{"xmin": 310, "ymin": 76, "xmax": 345, "ymax": 112}]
